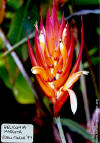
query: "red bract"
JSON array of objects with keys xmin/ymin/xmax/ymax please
[{"xmin": 27, "ymin": 2, "xmax": 88, "ymax": 116}]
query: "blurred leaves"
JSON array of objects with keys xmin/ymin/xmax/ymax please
[
  {"xmin": 0, "ymin": 27, "xmax": 36, "ymax": 105},
  {"xmin": 0, "ymin": 0, "xmax": 39, "ymax": 105},
  {"xmin": 61, "ymin": 118, "xmax": 99, "ymax": 143}
]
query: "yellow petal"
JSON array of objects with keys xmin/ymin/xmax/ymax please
[
  {"xmin": 31, "ymin": 66, "xmax": 49, "ymax": 81},
  {"xmin": 62, "ymin": 27, "xmax": 67, "ymax": 41},
  {"xmin": 67, "ymin": 89, "xmax": 77, "ymax": 114},
  {"xmin": 63, "ymin": 71, "xmax": 89, "ymax": 90},
  {"xmin": 39, "ymin": 31, "xmax": 45, "ymax": 55},
  {"xmin": 60, "ymin": 40, "xmax": 67, "ymax": 69}
]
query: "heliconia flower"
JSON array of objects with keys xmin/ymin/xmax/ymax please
[{"xmin": 27, "ymin": 2, "xmax": 89, "ymax": 116}]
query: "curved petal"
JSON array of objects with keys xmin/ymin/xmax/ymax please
[
  {"xmin": 62, "ymin": 30, "xmax": 73, "ymax": 72},
  {"xmin": 62, "ymin": 22, "xmax": 70, "ymax": 52},
  {"xmin": 46, "ymin": 8, "xmax": 54, "ymax": 56},
  {"xmin": 35, "ymin": 28, "xmax": 46, "ymax": 67},
  {"xmin": 67, "ymin": 89, "xmax": 77, "ymax": 114},
  {"xmin": 27, "ymin": 33, "xmax": 38, "ymax": 66},
  {"xmin": 39, "ymin": 16, "xmax": 44, "ymax": 34},
  {"xmin": 46, "ymin": 2, "xmax": 59, "ymax": 56},
  {"xmin": 46, "ymin": 8, "xmax": 52, "ymax": 37},
  {"xmin": 31, "ymin": 66, "xmax": 52, "ymax": 81},
  {"xmin": 51, "ymin": 1, "xmax": 59, "ymax": 40},
  {"xmin": 39, "ymin": 16, "xmax": 54, "ymax": 69},
  {"xmin": 63, "ymin": 71, "xmax": 89, "ymax": 90},
  {"xmin": 39, "ymin": 17, "xmax": 45, "ymax": 55}
]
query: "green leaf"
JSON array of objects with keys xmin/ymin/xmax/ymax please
[
  {"xmin": 0, "ymin": 53, "xmax": 5, "ymax": 66},
  {"xmin": 0, "ymin": 65, "xmax": 12, "ymax": 89},
  {"xmin": 8, "ymin": 8, "xmax": 27, "ymax": 44},
  {"xmin": 13, "ymin": 72, "xmax": 35, "ymax": 104},
  {"xmin": 61, "ymin": 118, "xmax": 99, "ymax": 143},
  {"xmin": 7, "ymin": 55, "xmax": 19, "ymax": 84},
  {"xmin": 8, "ymin": 0, "xmax": 31, "ymax": 43}
]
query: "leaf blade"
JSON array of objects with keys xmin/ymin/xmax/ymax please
[{"xmin": 61, "ymin": 118, "xmax": 99, "ymax": 143}]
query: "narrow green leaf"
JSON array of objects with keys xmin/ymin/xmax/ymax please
[{"xmin": 61, "ymin": 118, "xmax": 99, "ymax": 143}]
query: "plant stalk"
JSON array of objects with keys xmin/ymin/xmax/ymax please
[{"xmin": 55, "ymin": 116, "xmax": 67, "ymax": 143}]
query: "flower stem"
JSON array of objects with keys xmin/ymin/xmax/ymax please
[{"xmin": 55, "ymin": 116, "xmax": 67, "ymax": 143}]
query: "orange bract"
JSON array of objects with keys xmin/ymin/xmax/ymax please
[{"xmin": 27, "ymin": 2, "xmax": 88, "ymax": 116}]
